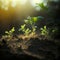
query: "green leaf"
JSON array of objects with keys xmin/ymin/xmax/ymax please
[
  {"xmin": 9, "ymin": 31, "xmax": 12, "ymax": 33},
  {"xmin": 5, "ymin": 31, "xmax": 8, "ymax": 34},
  {"xmin": 44, "ymin": 26, "xmax": 46, "ymax": 29},
  {"xmin": 33, "ymin": 17, "xmax": 38, "ymax": 22},
  {"xmin": 36, "ymin": 3, "xmax": 48, "ymax": 10},
  {"xmin": 40, "ymin": 3, "xmax": 45, "ymax": 8},
  {"xmin": 21, "ymin": 24, "xmax": 26, "ymax": 29},
  {"xmin": 11, "ymin": 27, "xmax": 15, "ymax": 32}
]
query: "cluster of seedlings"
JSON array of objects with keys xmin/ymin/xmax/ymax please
[{"xmin": 0, "ymin": 16, "xmax": 57, "ymax": 51}]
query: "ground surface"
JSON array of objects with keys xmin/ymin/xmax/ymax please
[{"xmin": 0, "ymin": 36, "xmax": 60, "ymax": 60}]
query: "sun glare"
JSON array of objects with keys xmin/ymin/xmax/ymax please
[
  {"xmin": 11, "ymin": 0, "xmax": 17, "ymax": 7},
  {"xmin": 0, "ymin": 0, "xmax": 46, "ymax": 11},
  {"xmin": 0, "ymin": 0, "xmax": 27, "ymax": 10},
  {"xmin": 30, "ymin": 0, "xmax": 44, "ymax": 7}
]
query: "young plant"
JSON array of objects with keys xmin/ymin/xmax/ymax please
[
  {"xmin": 5, "ymin": 27, "xmax": 15, "ymax": 36},
  {"xmin": 19, "ymin": 16, "xmax": 43, "ymax": 36},
  {"xmin": 24, "ymin": 28, "xmax": 31, "ymax": 36},
  {"xmin": 25, "ymin": 16, "xmax": 38, "ymax": 26},
  {"xmin": 40, "ymin": 26, "xmax": 49, "ymax": 37},
  {"xmin": 19, "ymin": 24, "xmax": 31, "ymax": 36},
  {"xmin": 24, "ymin": 16, "xmax": 38, "ymax": 35},
  {"xmin": 19, "ymin": 24, "xmax": 26, "ymax": 33},
  {"xmin": 3, "ymin": 27, "xmax": 15, "ymax": 38}
]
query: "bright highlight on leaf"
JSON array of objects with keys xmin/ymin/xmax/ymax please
[
  {"xmin": 5, "ymin": 27, "xmax": 15, "ymax": 36},
  {"xmin": 11, "ymin": 27, "xmax": 15, "ymax": 32},
  {"xmin": 33, "ymin": 17, "xmax": 38, "ymax": 22}
]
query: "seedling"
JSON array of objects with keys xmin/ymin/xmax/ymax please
[
  {"xmin": 24, "ymin": 16, "xmax": 39, "ymax": 34},
  {"xmin": 5, "ymin": 27, "xmax": 15, "ymax": 36},
  {"xmin": 19, "ymin": 24, "xmax": 31, "ymax": 36},
  {"xmin": 2, "ymin": 27, "xmax": 15, "ymax": 39},
  {"xmin": 40, "ymin": 26, "xmax": 49, "ymax": 37}
]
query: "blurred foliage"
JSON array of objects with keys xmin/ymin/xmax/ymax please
[
  {"xmin": 25, "ymin": 16, "xmax": 43, "ymax": 30},
  {"xmin": 25, "ymin": 16, "xmax": 38, "ymax": 26},
  {"xmin": 36, "ymin": 0, "xmax": 60, "ymax": 39},
  {"xmin": 36, "ymin": 3, "xmax": 48, "ymax": 10}
]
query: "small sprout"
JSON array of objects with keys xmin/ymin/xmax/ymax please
[
  {"xmin": 40, "ymin": 26, "xmax": 49, "ymax": 36},
  {"xmin": 25, "ymin": 28, "xmax": 31, "ymax": 35},
  {"xmin": 4, "ymin": 27, "xmax": 15, "ymax": 37},
  {"xmin": 19, "ymin": 24, "xmax": 31, "ymax": 36},
  {"xmin": 5, "ymin": 31, "xmax": 9, "ymax": 34},
  {"xmin": 21, "ymin": 24, "xmax": 26, "ymax": 29},
  {"xmin": 19, "ymin": 24, "xmax": 26, "ymax": 31}
]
